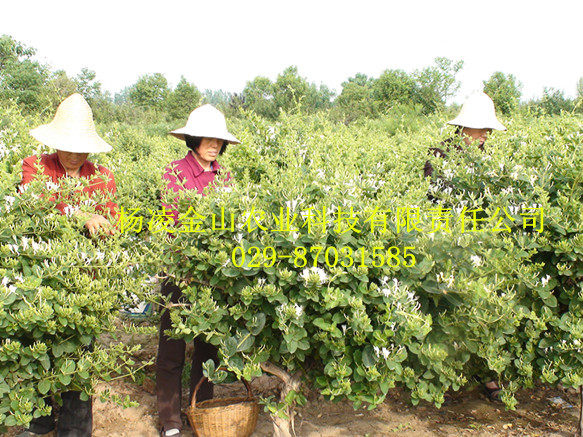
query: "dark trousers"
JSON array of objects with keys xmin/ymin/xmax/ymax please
[
  {"xmin": 28, "ymin": 391, "xmax": 92, "ymax": 436},
  {"xmin": 156, "ymin": 279, "xmax": 218, "ymax": 431}
]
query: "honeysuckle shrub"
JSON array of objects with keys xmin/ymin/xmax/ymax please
[
  {"xmin": 0, "ymin": 103, "xmax": 151, "ymax": 430},
  {"xmin": 426, "ymin": 113, "xmax": 583, "ymax": 404},
  {"xmin": 148, "ymin": 109, "xmax": 582, "ymax": 418},
  {"xmin": 2, "ymin": 97, "xmax": 583, "ymax": 431}
]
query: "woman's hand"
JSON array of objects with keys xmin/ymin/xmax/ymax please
[{"xmin": 84, "ymin": 214, "xmax": 114, "ymax": 236}]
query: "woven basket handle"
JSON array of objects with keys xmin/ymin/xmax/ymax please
[{"xmin": 191, "ymin": 366, "xmax": 254, "ymax": 409}]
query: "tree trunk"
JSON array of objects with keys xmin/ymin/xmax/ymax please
[{"xmin": 260, "ymin": 361, "xmax": 302, "ymax": 437}]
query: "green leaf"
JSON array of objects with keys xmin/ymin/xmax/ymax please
[
  {"xmin": 247, "ymin": 313, "xmax": 266, "ymax": 336},
  {"xmin": 38, "ymin": 379, "xmax": 51, "ymax": 395},
  {"xmin": 236, "ymin": 330, "xmax": 254, "ymax": 352},
  {"xmin": 362, "ymin": 345, "xmax": 377, "ymax": 367}
]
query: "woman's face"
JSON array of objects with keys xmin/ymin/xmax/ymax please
[
  {"xmin": 461, "ymin": 127, "xmax": 492, "ymax": 147},
  {"xmin": 56, "ymin": 150, "xmax": 89, "ymax": 174},
  {"xmin": 196, "ymin": 137, "xmax": 224, "ymax": 163}
]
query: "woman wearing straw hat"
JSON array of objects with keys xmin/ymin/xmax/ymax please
[
  {"xmin": 17, "ymin": 93, "xmax": 116, "ymax": 436},
  {"xmin": 423, "ymin": 91, "xmax": 506, "ymax": 402},
  {"xmin": 157, "ymin": 104, "xmax": 239, "ymax": 437}
]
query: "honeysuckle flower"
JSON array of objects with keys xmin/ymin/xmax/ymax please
[
  {"xmin": 470, "ymin": 255, "xmax": 482, "ymax": 267},
  {"xmin": 45, "ymin": 181, "xmax": 60, "ymax": 191},
  {"xmin": 541, "ymin": 275, "xmax": 551, "ymax": 287},
  {"xmin": 443, "ymin": 168, "xmax": 454, "ymax": 179},
  {"xmin": 294, "ymin": 304, "xmax": 303, "ymax": 318},
  {"xmin": 300, "ymin": 267, "xmax": 328, "ymax": 285},
  {"xmin": 529, "ymin": 173, "xmax": 539, "ymax": 184},
  {"xmin": 4, "ymin": 195, "xmax": 15, "ymax": 208},
  {"xmin": 63, "ymin": 205, "xmax": 80, "ymax": 217}
]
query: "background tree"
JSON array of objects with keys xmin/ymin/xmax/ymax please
[
  {"xmin": 373, "ymin": 69, "xmax": 418, "ymax": 109},
  {"xmin": 577, "ymin": 77, "xmax": 583, "ymax": 100},
  {"xmin": 241, "ymin": 76, "xmax": 277, "ymax": 119},
  {"xmin": 0, "ymin": 35, "xmax": 48, "ymax": 113},
  {"xmin": 272, "ymin": 66, "xmax": 311, "ymax": 113},
  {"xmin": 128, "ymin": 73, "xmax": 170, "ymax": 111},
  {"xmin": 74, "ymin": 68, "xmax": 102, "ymax": 103},
  {"xmin": 166, "ymin": 76, "xmax": 201, "ymax": 120},
  {"xmin": 42, "ymin": 70, "xmax": 78, "ymax": 110},
  {"xmin": 483, "ymin": 72, "xmax": 522, "ymax": 115},
  {"xmin": 333, "ymin": 73, "xmax": 378, "ymax": 123},
  {"xmin": 538, "ymin": 87, "xmax": 574, "ymax": 115},
  {"xmin": 413, "ymin": 57, "xmax": 464, "ymax": 113}
]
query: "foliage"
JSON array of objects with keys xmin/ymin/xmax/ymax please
[
  {"xmin": 140, "ymin": 109, "xmax": 583, "ymax": 422},
  {"xmin": 0, "ymin": 102, "xmax": 151, "ymax": 431},
  {"xmin": 166, "ymin": 76, "xmax": 201, "ymax": 121},
  {"xmin": 412, "ymin": 57, "xmax": 464, "ymax": 113},
  {"xmin": 128, "ymin": 73, "xmax": 170, "ymax": 111},
  {"xmin": 537, "ymin": 87, "xmax": 575, "ymax": 115},
  {"xmin": 333, "ymin": 74, "xmax": 381, "ymax": 124},
  {"xmin": 483, "ymin": 72, "xmax": 522, "ymax": 115}
]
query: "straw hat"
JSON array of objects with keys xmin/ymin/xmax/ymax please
[
  {"xmin": 30, "ymin": 93, "xmax": 112, "ymax": 153},
  {"xmin": 170, "ymin": 104, "xmax": 240, "ymax": 144},
  {"xmin": 448, "ymin": 92, "xmax": 506, "ymax": 131}
]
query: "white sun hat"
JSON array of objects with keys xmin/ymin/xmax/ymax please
[
  {"xmin": 169, "ymin": 104, "xmax": 240, "ymax": 144},
  {"xmin": 448, "ymin": 91, "xmax": 506, "ymax": 131},
  {"xmin": 29, "ymin": 93, "xmax": 112, "ymax": 153}
]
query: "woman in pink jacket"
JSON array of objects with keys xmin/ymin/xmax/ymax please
[{"xmin": 157, "ymin": 104, "xmax": 240, "ymax": 437}]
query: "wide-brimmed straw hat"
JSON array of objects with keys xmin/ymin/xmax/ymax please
[
  {"xmin": 448, "ymin": 91, "xmax": 506, "ymax": 131},
  {"xmin": 29, "ymin": 93, "xmax": 112, "ymax": 153},
  {"xmin": 169, "ymin": 104, "xmax": 240, "ymax": 144}
]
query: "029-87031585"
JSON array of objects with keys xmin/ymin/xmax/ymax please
[{"xmin": 231, "ymin": 245, "xmax": 416, "ymax": 269}]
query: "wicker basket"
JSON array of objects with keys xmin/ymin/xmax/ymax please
[{"xmin": 187, "ymin": 371, "xmax": 259, "ymax": 437}]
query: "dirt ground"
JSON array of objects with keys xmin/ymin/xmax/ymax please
[{"xmin": 7, "ymin": 320, "xmax": 582, "ymax": 436}]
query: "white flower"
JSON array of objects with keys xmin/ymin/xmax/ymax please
[
  {"xmin": 373, "ymin": 346, "xmax": 380, "ymax": 357},
  {"xmin": 1, "ymin": 277, "xmax": 9, "ymax": 287},
  {"xmin": 294, "ymin": 304, "xmax": 303, "ymax": 318},
  {"xmin": 31, "ymin": 241, "xmax": 41, "ymax": 253},
  {"xmin": 466, "ymin": 166, "xmax": 475, "ymax": 174},
  {"xmin": 4, "ymin": 196, "xmax": 15, "ymax": 209},
  {"xmin": 45, "ymin": 181, "xmax": 60, "ymax": 191},
  {"xmin": 541, "ymin": 275, "xmax": 551, "ymax": 287},
  {"xmin": 529, "ymin": 175, "xmax": 538, "ymax": 186},
  {"xmin": 63, "ymin": 205, "xmax": 80, "ymax": 217},
  {"xmin": 257, "ymin": 277, "xmax": 266, "ymax": 286},
  {"xmin": 381, "ymin": 347, "xmax": 390, "ymax": 360},
  {"xmin": 300, "ymin": 267, "xmax": 328, "ymax": 285},
  {"xmin": 443, "ymin": 168, "xmax": 454, "ymax": 179},
  {"xmin": 470, "ymin": 255, "xmax": 482, "ymax": 267}
]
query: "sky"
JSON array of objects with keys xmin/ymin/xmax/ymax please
[{"xmin": 1, "ymin": 0, "xmax": 582, "ymax": 103}]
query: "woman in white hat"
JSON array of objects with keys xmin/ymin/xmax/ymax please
[
  {"xmin": 424, "ymin": 91, "xmax": 506, "ymax": 180},
  {"xmin": 157, "ymin": 104, "xmax": 239, "ymax": 437},
  {"xmin": 17, "ymin": 93, "xmax": 116, "ymax": 437},
  {"xmin": 423, "ymin": 91, "xmax": 506, "ymax": 401}
]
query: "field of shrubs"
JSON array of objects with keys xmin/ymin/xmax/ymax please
[{"xmin": 1, "ymin": 100, "xmax": 582, "ymax": 435}]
